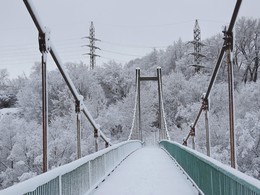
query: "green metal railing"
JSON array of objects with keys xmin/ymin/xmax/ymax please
[{"xmin": 160, "ymin": 140, "xmax": 260, "ymax": 195}]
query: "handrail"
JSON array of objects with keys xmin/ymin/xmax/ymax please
[
  {"xmin": 0, "ymin": 141, "xmax": 142, "ymax": 195},
  {"xmin": 23, "ymin": 0, "xmax": 111, "ymax": 145},
  {"xmin": 183, "ymin": 0, "xmax": 242, "ymax": 145},
  {"xmin": 160, "ymin": 140, "xmax": 260, "ymax": 195}
]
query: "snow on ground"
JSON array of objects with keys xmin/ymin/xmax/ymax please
[
  {"xmin": 0, "ymin": 108, "xmax": 18, "ymax": 119},
  {"xmin": 0, "ymin": 108, "xmax": 18, "ymax": 115},
  {"xmin": 92, "ymin": 147, "xmax": 199, "ymax": 195}
]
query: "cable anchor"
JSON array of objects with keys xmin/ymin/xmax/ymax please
[
  {"xmin": 201, "ymin": 94, "xmax": 209, "ymax": 111},
  {"xmin": 75, "ymin": 95, "xmax": 84, "ymax": 113},
  {"xmin": 190, "ymin": 126, "xmax": 195, "ymax": 137},
  {"xmin": 38, "ymin": 27, "xmax": 51, "ymax": 53},
  {"xmin": 222, "ymin": 26, "xmax": 233, "ymax": 51}
]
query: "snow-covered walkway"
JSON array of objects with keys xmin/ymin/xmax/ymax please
[{"xmin": 92, "ymin": 147, "xmax": 199, "ymax": 195}]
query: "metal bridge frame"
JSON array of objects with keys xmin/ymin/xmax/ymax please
[
  {"xmin": 183, "ymin": 0, "xmax": 242, "ymax": 169},
  {"xmin": 23, "ymin": 0, "xmax": 112, "ymax": 173},
  {"xmin": 129, "ymin": 67, "xmax": 170, "ymax": 141}
]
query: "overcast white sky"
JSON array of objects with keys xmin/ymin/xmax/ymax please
[{"xmin": 0, "ymin": 0, "xmax": 259, "ymax": 78}]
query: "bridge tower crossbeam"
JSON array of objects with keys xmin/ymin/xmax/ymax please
[{"xmin": 128, "ymin": 67, "xmax": 170, "ymax": 142}]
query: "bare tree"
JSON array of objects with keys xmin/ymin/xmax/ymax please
[{"xmin": 234, "ymin": 17, "xmax": 260, "ymax": 83}]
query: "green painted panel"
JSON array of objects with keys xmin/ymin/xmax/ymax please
[{"xmin": 160, "ymin": 141, "xmax": 260, "ymax": 195}]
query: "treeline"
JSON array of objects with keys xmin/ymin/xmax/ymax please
[{"xmin": 0, "ymin": 17, "xmax": 259, "ymax": 189}]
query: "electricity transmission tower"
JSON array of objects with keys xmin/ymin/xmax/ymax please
[
  {"xmin": 189, "ymin": 19, "xmax": 205, "ymax": 72},
  {"xmin": 83, "ymin": 21, "xmax": 100, "ymax": 70}
]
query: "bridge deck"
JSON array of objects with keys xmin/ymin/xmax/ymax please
[{"xmin": 91, "ymin": 147, "xmax": 199, "ymax": 195}]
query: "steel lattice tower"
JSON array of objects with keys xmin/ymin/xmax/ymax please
[
  {"xmin": 189, "ymin": 20, "xmax": 205, "ymax": 72},
  {"xmin": 84, "ymin": 21, "xmax": 100, "ymax": 70},
  {"xmin": 194, "ymin": 20, "xmax": 201, "ymax": 65}
]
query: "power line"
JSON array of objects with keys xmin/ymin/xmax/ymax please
[
  {"xmin": 99, "ymin": 56, "xmax": 129, "ymax": 63},
  {"xmin": 94, "ymin": 20, "xmax": 195, "ymax": 28},
  {"xmin": 100, "ymin": 40, "xmax": 168, "ymax": 49},
  {"xmin": 199, "ymin": 19, "xmax": 229, "ymax": 24},
  {"xmin": 101, "ymin": 49, "xmax": 143, "ymax": 57}
]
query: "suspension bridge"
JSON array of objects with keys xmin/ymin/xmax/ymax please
[{"xmin": 1, "ymin": 0, "xmax": 260, "ymax": 194}]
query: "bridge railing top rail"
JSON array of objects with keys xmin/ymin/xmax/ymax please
[
  {"xmin": 0, "ymin": 140, "xmax": 141, "ymax": 195},
  {"xmin": 176, "ymin": 141, "xmax": 260, "ymax": 188},
  {"xmin": 160, "ymin": 140, "xmax": 260, "ymax": 194}
]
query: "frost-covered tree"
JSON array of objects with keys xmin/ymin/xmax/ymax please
[
  {"xmin": 48, "ymin": 113, "xmax": 77, "ymax": 168},
  {"xmin": 0, "ymin": 115, "xmax": 41, "ymax": 189},
  {"xmin": 2, "ymin": 16, "xmax": 260, "ymax": 189},
  {"xmin": 96, "ymin": 61, "xmax": 134, "ymax": 106},
  {"xmin": 0, "ymin": 69, "xmax": 9, "ymax": 90},
  {"xmin": 235, "ymin": 17, "xmax": 260, "ymax": 83},
  {"xmin": 234, "ymin": 81, "xmax": 260, "ymax": 179},
  {"xmin": 0, "ymin": 69, "xmax": 18, "ymax": 109}
]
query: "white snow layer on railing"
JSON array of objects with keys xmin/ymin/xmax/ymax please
[{"xmin": 0, "ymin": 141, "xmax": 142, "ymax": 195}]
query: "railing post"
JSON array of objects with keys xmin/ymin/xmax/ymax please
[
  {"xmin": 88, "ymin": 161, "xmax": 92, "ymax": 187},
  {"xmin": 39, "ymin": 29, "xmax": 50, "ymax": 173},
  {"xmin": 42, "ymin": 51, "xmax": 48, "ymax": 173},
  {"xmin": 94, "ymin": 128, "xmax": 98, "ymax": 152},
  {"xmin": 59, "ymin": 175, "xmax": 62, "ymax": 195},
  {"xmin": 191, "ymin": 138, "xmax": 195, "ymax": 150},
  {"xmin": 205, "ymin": 110, "xmax": 210, "ymax": 156},
  {"xmin": 190, "ymin": 126, "xmax": 195, "ymax": 150},
  {"xmin": 223, "ymin": 27, "xmax": 236, "ymax": 168},
  {"xmin": 75, "ymin": 98, "xmax": 82, "ymax": 159},
  {"xmin": 202, "ymin": 95, "xmax": 211, "ymax": 157}
]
